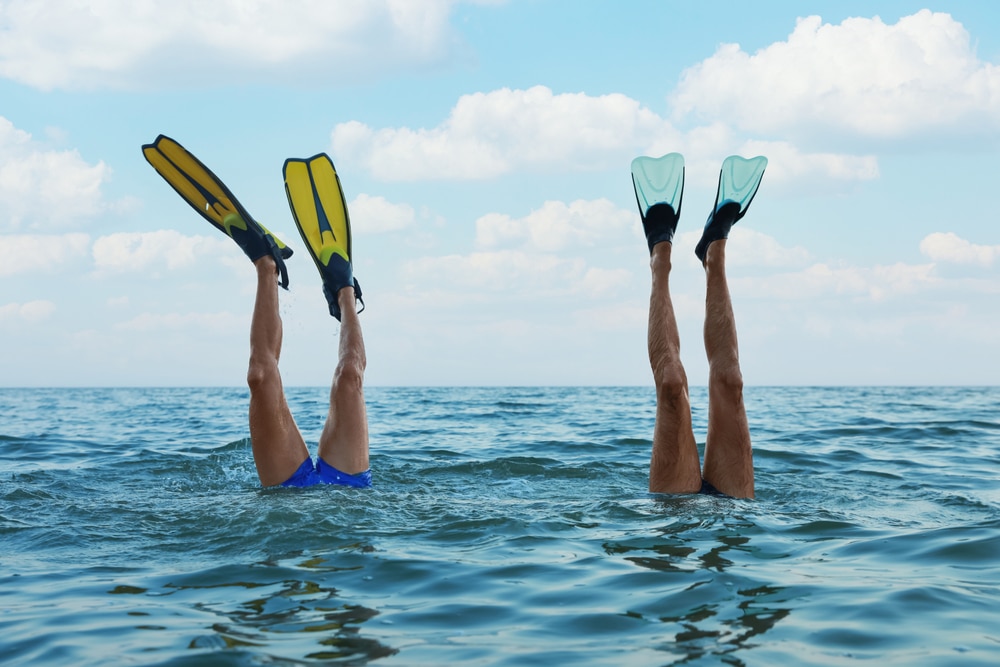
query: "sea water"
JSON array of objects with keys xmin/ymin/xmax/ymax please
[{"xmin": 1, "ymin": 386, "xmax": 998, "ymax": 666}]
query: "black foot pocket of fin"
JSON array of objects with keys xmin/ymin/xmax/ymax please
[
  {"xmin": 695, "ymin": 201, "xmax": 740, "ymax": 264},
  {"xmin": 642, "ymin": 202, "xmax": 680, "ymax": 253},
  {"xmin": 325, "ymin": 278, "xmax": 364, "ymax": 322},
  {"xmin": 233, "ymin": 219, "xmax": 291, "ymax": 290},
  {"xmin": 266, "ymin": 238, "xmax": 291, "ymax": 290}
]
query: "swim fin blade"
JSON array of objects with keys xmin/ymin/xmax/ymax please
[
  {"xmin": 142, "ymin": 134, "xmax": 293, "ymax": 289},
  {"xmin": 695, "ymin": 155, "xmax": 767, "ymax": 263},
  {"xmin": 282, "ymin": 153, "xmax": 363, "ymax": 321},
  {"xmin": 631, "ymin": 152, "xmax": 685, "ymax": 253}
]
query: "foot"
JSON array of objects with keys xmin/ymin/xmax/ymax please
[{"xmin": 695, "ymin": 201, "xmax": 739, "ymax": 264}]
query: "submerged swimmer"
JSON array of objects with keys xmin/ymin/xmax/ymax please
[
  {"xmin": 631, "ymin": 154, "xmax": 767, "ymax": 499},
  {"xmin": 143, "ymin": 136, "xmax": 370, "ymax": 488}
]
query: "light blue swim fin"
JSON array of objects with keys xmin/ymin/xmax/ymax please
[
  {"xmin": 695, "ymin": 155, "xmax": 767, "ymax": 263},
  {"xmin": 631, "ymin": 153, "xmax": 684, "ymax": 253}
]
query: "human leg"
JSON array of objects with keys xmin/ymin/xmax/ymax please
[
  {"xmin": 317, "ymin": 285, "xmax": 370, "ymax": 475},
  {"xmin": 701, "ymin": 240, "xmax": 754, "ymax": 498},
  {"xmin": 647, "ymin": 243, "xmax": 702, "ymax": 494},
  {"xmin": 246, "ymin": 256, "xmax": 311, "ymax": 487}
]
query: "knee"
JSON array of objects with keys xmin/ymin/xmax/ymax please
[
  {"xmin": 333, "ymin": 352, "xmax": 366, "ymax": 393},
  {"xmin": 653, "ymin": 364, "xmax": 688, "ymax": 403},
  {"xmin": 246, "ymin": 354, "xmax": 279, "ymax": 393},
  {"xmin": 710, "ymin": 363, "xmax": 744, "ymax": 395}
]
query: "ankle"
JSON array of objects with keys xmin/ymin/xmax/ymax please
[
  {"xmin": 337, "ymin": 285, "xmax": 356, "ymax": 314},
  {"xmin": 254, "ymin": 255, "xmax": 278, "ymax": 275},
  {"xmin": 650, "ymin": 242, "xmax": 673, "ymax": 272},
  {"xmin": 704, "ymin": 239, "xmax": 727, "ymax": 268}
]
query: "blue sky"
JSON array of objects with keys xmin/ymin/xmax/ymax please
[{"xmin": 2, "ymin": 1, "xmax": 999, "ymax": 386}]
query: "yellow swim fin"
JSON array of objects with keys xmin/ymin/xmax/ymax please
[
  {"xmin": 282, "ymin": 153, "xmax": 362, "ymax": 320},
  {"xmin": 142, "ymin": 134, "xmax": 293, "ymax": 288}
]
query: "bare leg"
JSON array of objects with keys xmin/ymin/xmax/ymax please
[
  {"xmin": 247, "ymin": 256, "xmax": 310, "ymax": 486},
  {"xmin": 317, "ymin": 286, "xmax": 370, "ymax": 474},
  {"xmin": 701, "ymin": 240, "xmax": 754, "ymax": 498},
  {"xmin": 648, "ymin": 243, "xmax": 702, "ymax": 493}
]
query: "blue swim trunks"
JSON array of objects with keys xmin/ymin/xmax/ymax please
[{"xmin": 280, "ymin": 458, "xmax": 372, "ymax": 489}]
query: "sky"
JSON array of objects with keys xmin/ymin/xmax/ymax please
[{"xmin": 1, "ymin": 0, "xmax": 999, "ymax": 387}]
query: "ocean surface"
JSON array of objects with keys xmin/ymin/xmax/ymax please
[{"xmin": 1, "ymin": 386, "xmax": 999, "ymax": 666}]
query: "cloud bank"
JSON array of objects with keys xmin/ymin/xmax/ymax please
[
  {"xmin": 331, "ymin": 86, "xmax": 878, "ymax": 186},
  {"xmin": 0, "ymin": 118, "xmax": 110, "ymax": 230},
  {"xmin": 920, "ymin": 232, "xmax": 999, "ymax": 266},
  {"xmin": 92, "ymin": 230, "xmax": 229, "ymax": 272},
  {"xmin": 0, "ymin": 0, "xmax": 480, "ymax": 90},
  {"xmin": 332, "ymin": 86, "xmax": 668, "ymax": 180},
  {"xmin": 0, "ymin": 233, "xmax": 90, "ymax": 275},
  {"xmin": 671, "ymin": 10, "xmax": 1000, "ymax": 141}
]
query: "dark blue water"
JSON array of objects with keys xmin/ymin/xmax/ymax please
[{"xmin": 1, "ymin": 386, "xmax": 999, "ymax": 665}]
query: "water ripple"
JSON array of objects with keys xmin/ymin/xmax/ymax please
[{"xmin": 1, "ymin": 387, "xmax": 999, "ymax": 665}]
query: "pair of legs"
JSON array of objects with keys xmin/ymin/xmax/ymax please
[
  {"xmin": 647, "ymin": 239, "xmax": 754, "ymax": 499},
  {"xmin": 246, "ymin": 256, "xmax": 369, "ymax": 487}
]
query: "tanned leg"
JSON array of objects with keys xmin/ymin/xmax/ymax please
[
  {"xmin": 648, "ymin": 242, "xmax": 702, "ymax": 493},
  {"xmin": 246, "ymin": 256, "xmax": 311, "ymax": 486},
  {"xmin": 701, "ymin": 240, "xmax": 754, "ymax": 498},
  {"xmin": 317, "ymin": 286, "xmax": 370, "ymax": 474}
]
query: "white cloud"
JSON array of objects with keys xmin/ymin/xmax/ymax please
[
  {"xmin": 92, "ymin": 230, "xmax": 229, "ymax": 272},
  {"xmin": 397, "ymin": 198, "xmax": 642, "ymax": 302},
  {"xmin": 348, "ymin": 193, "xmax": 416, "ymax": 234},
  {"xmin": 476, "ymin": 199, "xmax": 637, "ymax": 252},
  {"xmin": 332, "ymin": 85, "xmax": 669, "ymax": 180},
  {"xmin": 736, "ymin": 260, "xmax": 939, "ymax": 301},
  {"xmin": 323, "ymin": 11, "xmax": 993, "ymax": 192},
  {"xmin": 674, "ymin": 227, "xmax": 811, "ymax": 269},
  {"xmin": 403, "ymin": 250, "xmax": 588, "ymax": 293},
  {"xmin": 114, "ymin": 311, "xmax": 244, "ymax": 333},
  {"xmin": 0, "ymin": 233, "xmax": 91, "ymax": 275},
  {"xmin": 0, "ymin": 117, "xmax": 110, "ymax": 230},
  {"xmin": 672, "ymin": 10, "xmax": 1000, "ymax": 140},
  {"xmin": 405, "ymin": 205, "xmax": 809, "ymax": 304},
  {"xmin": 580, "ymin": 267, "xmax": 633, "ymax": 298},
  {"xmin": 920, "ymin": 232, "xmax": 998, "ymax": 266},
  {"xmin": 572, "ymin": 301, "xmax": 648, "ymax": 332},
  {"xmin": 401, "ymin": 248, "xmax": 635, "ymax": 300},
  {"xmin": 737, "ymin": 139, "xmax": 879, "ymax": 188},
  {"xmin": 649, "ymin": 127, "xmax": 879, "ymax": 189},
  {"xmin": 0, "ymin": 300, "xmax": 56, "ymax": 323},
  {"xmin": 0, "ymin": 0, "xmax": 477, "ymax": 91},
  {"xmin": 332, "ymin": 85, "xmax": 878, "ymax": 187}
]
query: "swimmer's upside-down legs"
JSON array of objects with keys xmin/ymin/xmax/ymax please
[
  {"xmin": 646, "ymin": 239, "xmax": 754, "ymax": 499},
  {"xmin": 246, "ymin": 256, "xmax": 369, "ymax": 487}
]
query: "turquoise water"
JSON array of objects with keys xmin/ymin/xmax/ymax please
[{"xmin": 2, "ymin": 386, "xmax": 999, "ymax": 666}]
